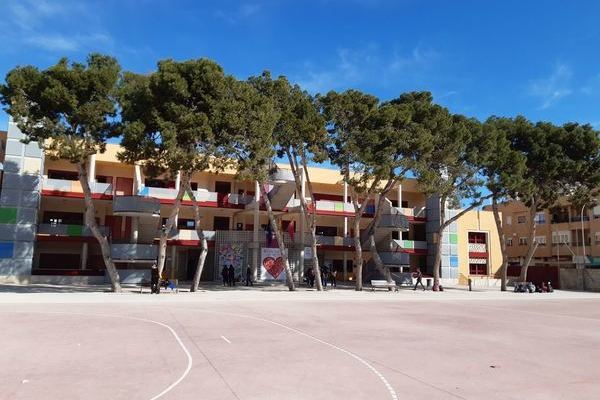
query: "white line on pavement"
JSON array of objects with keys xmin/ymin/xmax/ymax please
[{"xmin": 221, "ymin": 335, "xmax": 232, "ymax": 344}]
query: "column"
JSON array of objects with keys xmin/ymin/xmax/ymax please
[
  {"xmin": 134, "ymin": 164, "xmax": 143, "ymax": 194},
  {"xmin": 80, "ymin": 243, "xmax": 88, "ymax": 270},
  {"xmin": 87, "ymin": 154, "xmax": 96, "ymax": 186},
  {"xmin": 174, "ymin": 171, "xmax": 181, "ymax": 227},
  {"xmin": 397, "ymin": 183, "xmax": 403, "ymax": 239},
  {"xmin": 253, "ymin": 180, "xmax": 260, "ymax": 280},
  {"xmin": 170, "ymin": 245, "xmax": 177, "ymax": 280},
  {"xmin": 343, "ymin": 181, "xmax": 348, "ymax": 281},
  {"xmin": 299, "ymin": 168, "xmax": 306, "ymax": 281},
  {"xmin": 131, "ymin": 217, "xmax": 139, "ymax": 243}
]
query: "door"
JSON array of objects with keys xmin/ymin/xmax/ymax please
[
  {"xmin": 215, "ymin": 181, "xmax": 231, "ymax": 206},
  {"xmin": 213, "ymin": 216, "xmax": 230, "ymax": 231},
  {"xmin": 115, "ymin": 177, "xmax": 133, "ymax": 196},
  {"xmin": 105, "ymin": 215, "xmax": 123, "ymax": 241}
]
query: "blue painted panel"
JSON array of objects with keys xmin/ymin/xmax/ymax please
[
  {"xmin": 450, "ymin": 256, "xmax": 459, "ymax": 268},
  {"xmin": 0, "ymin": 242, "xmax": 14, "ymax": 258}
]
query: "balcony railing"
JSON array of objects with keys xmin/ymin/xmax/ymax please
[
  {"xmin": 379, "ymin": 251, "xmax": 410, "ymax": 265},
  {"xmin": 111, "ymin": 244, "xmax": 157, "ymax": 262},
  {"xmin": 113, "ymin": 195, "xmax": 161, "ymax": 217},
  {"xmin": 37, "ymin": 224, "xmax": 110, "ymax": 237},
  {"xmin": 164, "ymin": 229, "xmax": 217, "ymax": 241},
  {"xmin": 315, "ymin": 235, "xmax": 354, "ymax": 246},
  {"xmin": 43, "ymin": 177, "xmax": 113, "ymax": 195},
  {"xmin": 468, "ymin": 243, "xmax": 487, "ymax": 252},
  {"xmin": 398, "ymin": 206, "xmax": 427, "ymax": 219},
  {"xmin": 395, "ymin": 239, "xmax": 427, "ymax": 250},
  {"xmin": 379, "ymin": 214, "xmax": 409, "ymax": 230},
  {"xmin": 314, "ymin": 200, "xmax": 354, "ymax": 213}
]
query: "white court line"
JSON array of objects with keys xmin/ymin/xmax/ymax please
[
  {"xmin": 200, "ymin": 310, "xmax": 398, "ymax": 400},
  {"xmin": 1, "ymin": 311, "xmax": 192, "ymax": 400},
  {"xmin": 220, "ymin": 335, "xmax": 232, "ymax": 344}
]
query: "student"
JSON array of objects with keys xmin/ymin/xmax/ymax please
[
  {"xmin": 228, "ymin": 264, "xmax": 235, "ymax": 287},
  {"xmin": 150, "ymin": 263, "xmax": 160, "ymax": 294},
  {"xmin": 221, "ymin": 265, "xmax": 229, "ymax": 287},
  {"xmin": 246, "ymin": 266, "xmax": 253, "ymax": 286},
  {"xmin": 413, "ymin": 268, "xmax": 425, "ymax": 291},
  {"xmin": 330, "ymin": 268, "xmax": 338, "ymax": 288},
  {"xmin": 321, "ymin": 265, "xmax": 329, "ymax": 288}
]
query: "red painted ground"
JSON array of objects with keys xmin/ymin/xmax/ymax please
[{"xmin": 1, "ymin": 286, "xmax": 599, "ymax": 399}]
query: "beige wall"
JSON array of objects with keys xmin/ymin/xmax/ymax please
[{"xmin": 457, "ymin": 210, "xmax": 502, "ymax": 284}]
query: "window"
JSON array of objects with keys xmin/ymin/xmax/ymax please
[
  {"xmin": 177, "ymin": 219, "xmax": 196, "ymax": 230},
  {"xmin": 401, "ymin": 201, "xmax": 409, "ymax": 208},
  {"xmin": 95, "ymin": 175, "xmax": 112, "ymax": 184},
  {"xmin": 519, "ymin": 237, "xmax": 528, "ymax": 246},
  {"xmin": 517, "ymin": 215, "xmax": 526, "ymax": 224},
  {"xmin": 48, "ymin": 170, "xmax": 78, "ymax": 181},
  {"xmin": 552, "ymin": 231, "xmax": 570, "ymax": 244},
  {"xmin": 145, "ymin": 179, "xmax": 175, "ymax": 188},
  {"xmin": 535, "ymin": 236, "xmax": 547, "ymax": 245},
  {"xmin": 43, "ymin": 212, "xmax": 84, "ymax": 225},
  {"xmin": 468, "ymin": 232, "xmax": 487, "ymax": 244},
  {"xmin": 506, "ymin": 216, "xmax": 512, "ymax": 225},
  {"xmin": 469, "ymin": 264, "xmax": 488, "ymax": 275},
  {"xmin": 595, "ymin": 232, "xmax": 600, "ymax": 243},
  {"xmin": 534, "ymin": 212, "xmax": 546, "ymax": 224},
  {"xmin": 316, "ymin": 226, "xmax": 337, "ymax": 236},
  {"xmin": 506, "ymin": 238, "xmax": 513, "ymax": 247}
]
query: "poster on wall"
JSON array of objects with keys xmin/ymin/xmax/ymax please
[
  {"xmin": 260, "ymin": 247, "xmax": 286, "ymax": 281},
  {"xmin": 219, "ymin": 243, "xmax": 244, "ymax": 281},
  {"xmin": 303, "ymin": 246, "xmax": 312, "ymax": 260}
]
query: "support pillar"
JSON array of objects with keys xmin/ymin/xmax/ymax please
[
  {"xmin": 343, "ymin": 181, "xmax": 348, "ymax": 281},
  {"xmin": 80, "ymin": 242, "xmax": 88, "ymax": 270},
  {"xmin": 134, "ymin": 164, "xmax": 143, "ymax": 194},
  {"xmin": 170, "ymin": 245, "xmax": 177, "ymax": 280},
  {"xmin": 87, "ymin": 154, "xmax": 96, "ymax": 186},
  {"xmin": 253, "ymin": 180, "xmax": 260, "ymax": 280},
  {"xmin": 131, "ymin": 217, "xmax": 139, "ymax": 243},
  {"xmin": 299, "ymin": 168, "xmax": 306, "ymax": 281}
]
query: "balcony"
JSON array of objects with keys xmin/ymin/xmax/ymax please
[
  {"xmin": 468, "ymin": 243, "xmax": 487, "ymax": 252},
  {"xmin": 164, "ymin": 229, "xmax": 217, "ymax": 242},
  {"xmin": 37, "ymin": 224, "xmax": 110, "ymax": 237},
  {"xmin": 398, "ymin": 206, "xmax": 427, "ymax": 219},
  {"xmin": 379, "ymin": 251, "xmax": 411, "ymax": 265},
  {"xmin": 315, "ymin": 235, "xmax": 354, "ymax": 246},
  {"xmin": 314, "ymin": 200, "xmax": 354, "ymax": 213},
  {"xmin": 113, "ymin": 196, "xmax": 160, "ymax": 217},
  {"xmin": 42, "ymin": 177, "xmax": 114, "ymax": 196},
  {"xmin": 379, "ymin": 214, "xmax": 409, "ymax": 230},
  {"xmin": 393, "ymin": 239, "xmax": 427, "ymax": 251},
  {"xmin": 111, "ymin": 244, "xmax": 157, "ymax": 263}
]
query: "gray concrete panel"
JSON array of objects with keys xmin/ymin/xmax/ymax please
[
  {"xmin": 0, "ymin": 258, "xmax": 32, "ymax": 276},
  {"xmin": 0, "ymin": 224, "xmax": 17, "ymax": 241},
  {"xmin": 24, "ymin": 142, "xmax": 43, "ymax": 158},
  {"xmin": 0, "ymin": 189, "xmax": 21, "ymax": 207},
  {"xmin": 14, "ymin": 241, "xmax": 34, "ymax": 258},
  {"xmin": 17, "ymin": 208, "xmax": 37, "ymax": 225},
  {"xmin": 2, "ymin": 156, "xmax": 22, "ymax": 173},
  {"xmin": 5, "ymin": 139, "xmax": 24, "ymax": 157},
  {"xmin": 15, "ymin": 224, "xmax": 36, "ymax": 241}
]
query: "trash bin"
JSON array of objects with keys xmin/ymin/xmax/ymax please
[{"xmin": 426, "ymin": 278, "xmax": 432, "ymax": 289}]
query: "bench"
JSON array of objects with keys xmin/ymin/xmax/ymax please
[{"xmin": 370, "ymin": 280, "xmax": 398, "ymax": 292}]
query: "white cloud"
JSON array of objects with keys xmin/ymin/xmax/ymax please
[
  {"xmin": 1, "ymin": 0, "xmax": 113, "ymax": 54},
  {"xmin": 293, "ymin": 43, "xmax": 441, "ymax": 94},
  {"xmin": 215, "ymin": 3, "xmax": 262, "ymax": 25},
  {"xmin": 527, "ymin": 63, "xmax": 573, "ymax": 109}
]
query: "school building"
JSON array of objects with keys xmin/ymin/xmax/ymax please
[{"xmin": 0, "ymin": 119, "xmax": 503, "ymax": 286}]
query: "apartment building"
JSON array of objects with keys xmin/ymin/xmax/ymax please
[
  {"xmin": 0, "ymin": 120, "xmax": 502, "ymax": 286},
  {"xmin": 488, "ymin": 200, "xmax": 600, "ymax": 269}
]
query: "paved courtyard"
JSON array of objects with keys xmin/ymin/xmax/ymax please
[{"xmin": 1, "ymin": 285, "xmax": 600, "ymax": 400}]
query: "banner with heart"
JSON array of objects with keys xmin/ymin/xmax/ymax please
[{"xmin": 260, "ymin": 247, "xmax": 286, "ymax": 280}]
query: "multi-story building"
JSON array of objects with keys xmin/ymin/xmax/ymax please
[
  {"xmin": 487, "ymin": 200, "xmax": 600, "ymax": 269},
  {"xmin": 0, "ymin": 119, "xmax": 503, "ymax": 286}
]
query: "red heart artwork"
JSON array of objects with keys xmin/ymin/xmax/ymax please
[{"xmin": 263, "ymin": 256, "xmax": 285, "ymax": 279}]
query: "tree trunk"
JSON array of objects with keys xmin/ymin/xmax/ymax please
[
  {"xmin": 286, "ymin": 150, "xmax": 322, "ymax": 290},
  {"xmin": 156, "ymin": 173, "xmax": 190, "ymax": 279},
  {"xmin": 491, "ymin": 196, "xmax": 508, "ymax": 291},
  {"xmin": 259, "ymin": 183, "xmax": 295, "ymax": 291},
  {"xmin": 77, "ymin": 162, "xmax": 121, "ymax": 292},
  {"xmin": 519, "ymin": 199, "xmax": 538, "ymax": 282},
  {"xmin": 187, "ymin": 184, "xmax": 208, "ymax": 293},
  {"xmin": 365, "ymin": 182, "xmax": 396, "ymax": 283}
]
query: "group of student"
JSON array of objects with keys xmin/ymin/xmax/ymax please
[
  {"xmin": 305, "ymin": 265, "xmax": 338, "ymax": 288},
  {"xmin": 221, "ymin": 265, "xmax": 254, "ymax": 287}
]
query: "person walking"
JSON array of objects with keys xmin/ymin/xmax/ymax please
[
  {"xmin": 221, "ymin": 265, "xmax": 229, "ymax": 287},
  {"xmin": 321, "ymin": 265, "xmax": 328, "ymax": 288},
  {"xmin": 246, "ymin": 266, "xmax": 253, "ymax": 286},
  {"xmin": 228, "ymin": 264, "xmax": 235, "ymax": 287},
  {"xmin": 150, "ymin": 263, "xmax": 160, "ymax": 294},
  {"xmin": 331, "ymin": 268, "xmax": 337, "ymax": 288},
  {"xmin": 413, "ymin": 268, "xmax": 425, "ymax": 291}
]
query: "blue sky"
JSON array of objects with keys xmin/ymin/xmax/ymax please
[{"xmin": 1, "ymin": 0, "xmax": 600, "ymax": 131}]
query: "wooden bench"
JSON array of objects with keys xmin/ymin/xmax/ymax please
[{"xmin": 370, "ymin": 280, "xmax": 398, "ymax": 292}]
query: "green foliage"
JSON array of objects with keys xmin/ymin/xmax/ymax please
[
  {"xmin": 0, "ymin": 54, "xmax": 121, "ymax": 163},
  {"xmin": 118, "ymin": 58, "xmax": 235, "ymax": 178}
]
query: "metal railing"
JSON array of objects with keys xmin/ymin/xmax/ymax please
[
  {"xmin": 113, "ymin": 195, "xmax": 160, "ymax": 216},
  {"xmin": 111, "ymin": 244, "xmax": 158, "ymax": 261},
  {"xmin": 37, "ymin": 223, "xmax": 110, "ymax": 237}
]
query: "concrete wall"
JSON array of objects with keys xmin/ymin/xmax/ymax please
[{"xmin": 560, "ymin": 268, "xmax": 600, "ymax": 292}]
